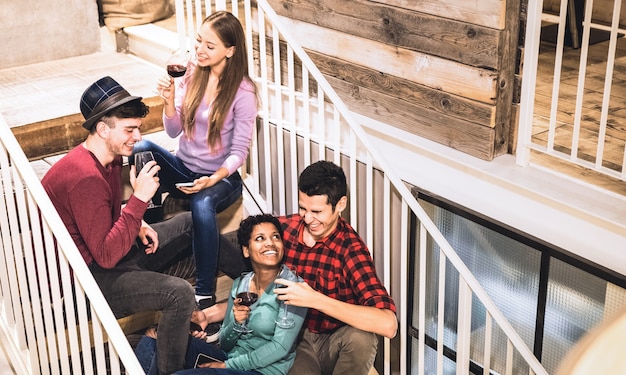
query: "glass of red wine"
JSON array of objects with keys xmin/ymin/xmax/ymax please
[
  {"xmin": 233, "ymin": 272, "xmax": 258, "ymax": 334},
  {"xmin": 134, "ymin": 151, "xmax": 161, "ymax": 209},
  {"xmin": 166, "ymin": 48, "xmax": 191, "ymax": 78}
]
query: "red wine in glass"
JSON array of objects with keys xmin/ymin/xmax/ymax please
[
  {"xmin": 165, "ymin": 49, "xmax": 191, "ymax": 78},
  {"xmin": 236, "ymin": 292, "xmax": 258, "ymax": 306},
  {"xmin": 134, "ymin": 151, "xmax": 160, "ymax": 209},
  {"xmin": 167, "ymin": 64, "xmax": 187, "ymax": 78},
  {"xmin": 234, "ymin": 272, "xmax": 256, "ymax": 333}
]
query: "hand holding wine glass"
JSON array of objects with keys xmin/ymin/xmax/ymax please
[
  {"xmin": 233, "ymin": 272, "xmax": 257, "ymax": 334},
  {"xmin": 275, "ymin": 266, "xmax": 298, "ymax": 329},
  {"xmin": 157, "ymin": 48, "xmax": 191, "ymax": 100},
  {"xmin": 134, "ymin": 151, "xmax": 161, "ymax": 208}
]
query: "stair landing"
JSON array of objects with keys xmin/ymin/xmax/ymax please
[
  {"xmin": 0, "ymin": 51, "xmax": 165, "ymax": 161},
  {"xmin": 0, "ymin": 51, "xmax": 162, "ymax": 129}
]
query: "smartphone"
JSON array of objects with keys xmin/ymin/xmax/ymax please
[
  {"xmin": 175, "ymin": 182, "xmax": 195, "ymax": 188},
  {"xmin": 194, "ymin": 353, "xmax": 223, "ymax": 368}
]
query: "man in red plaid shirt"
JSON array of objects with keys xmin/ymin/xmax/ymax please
[{"xmin": 274, "ymin": 161, "xmax": 397, "ymax": 375}]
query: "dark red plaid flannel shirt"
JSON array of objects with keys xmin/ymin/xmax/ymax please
[{"xmin": 279, "ymin": 214, "xmax": 396, "ymax": 334}]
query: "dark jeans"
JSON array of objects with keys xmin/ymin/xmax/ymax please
[
  {"xmin": 135, "ymin": 335, "xmax": 261, "ymax": 375},
  {"xmin": 90, "ymin": 212, "xmax": 196, "ymax": 375},
  {"xmin": 132, "ymin": 140, "xmax": 243, "ymax": 296}
]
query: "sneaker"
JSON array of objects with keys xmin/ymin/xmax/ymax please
[
  {"xmin": 196, "ymin": 295, "xmax": 216, "ymax": 310},
  {"xmin": 203, "ymin": 322, "xmax": 221, "ymax": 343}
]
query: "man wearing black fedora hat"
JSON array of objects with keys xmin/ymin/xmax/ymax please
[{"xmin": 42, "ymin": 76, "xmax": 196, "ymax": 374}]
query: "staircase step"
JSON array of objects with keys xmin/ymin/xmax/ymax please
[
  {"xmin": 123, "ymin": 23, "xmax": 179, "ymax": 66},
  {"xmin": 0, "ymin": 51, "xmax": 165, "ymax": 159}
]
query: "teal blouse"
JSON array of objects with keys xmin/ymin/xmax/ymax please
[{"xmin": 220, "ymin": 265, "xmax": 307, "ymax": 375}]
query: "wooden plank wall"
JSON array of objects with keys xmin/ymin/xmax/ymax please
[{"xmin": 265, "ymin": 0, "xmax": 522, "ymax": 160}]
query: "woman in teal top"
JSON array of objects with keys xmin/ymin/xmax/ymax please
[{"xmin": 135, "ymin": 214, "xmax": 307, "ymax": 375}]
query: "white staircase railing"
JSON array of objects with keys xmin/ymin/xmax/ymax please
[
  {"xmin": 0, "ymin": 1, "xmax": 553, "ymax": 374},
  {"xmin": 518, "ymin": 0, "xmax": 626, "ymax": 181},
  {"xmin": 0, "ymin": 115, "xmax": 144, "ymax": 374},
  {"xmin": 176, "ymin": 0, "xmax": 552, "ymax": 374}
]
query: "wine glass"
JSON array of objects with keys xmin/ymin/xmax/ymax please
[
  {"xmin": 275, "ymin": 266, "xmax": 298, "ymax": 329},
  {"xmin": 166, "ymin": 48, "xmax": 191, "ymax": 78},
  {"xmin": 134, "ymin": 151, "xmax": 161, "ymax": 209},
  {"xmin": 233, "ymin": 272, "xmax": 258, "ymax": 334},
  {"xmin": 156, "ymin": 49, "xmax": 191, "ymax": 99}
]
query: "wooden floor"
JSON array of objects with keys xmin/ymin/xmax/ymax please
[{"xmin": 532, "ymin": 35, "xmax": 626, "ymax": 196}]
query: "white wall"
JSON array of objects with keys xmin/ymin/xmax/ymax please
[{"xmin": 0, "ymin": 0, "xmax": 101, "ymax": 68}]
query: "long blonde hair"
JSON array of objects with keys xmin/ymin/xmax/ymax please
[{"xmin": 181, "ymin": 11, "xmax": 254, "ymax": 149}]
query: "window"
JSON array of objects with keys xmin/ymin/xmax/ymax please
[{"xmin": 409, "ymin": 191, "xmax": 626, "ymax": 374}]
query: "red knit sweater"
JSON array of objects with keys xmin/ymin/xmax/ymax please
[{"xmin": 41, "ymin": 145, "xmax": 148, "ymax": 268}]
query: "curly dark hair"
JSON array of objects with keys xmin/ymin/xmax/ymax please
[
  {"xmin": 237, "ymin": 214, "xmax": 283, "ymax": 249},
  {"xmin": 298, "ymin": 161, "xmax": 347, "ymax": 210}
]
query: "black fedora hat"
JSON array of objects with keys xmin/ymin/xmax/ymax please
[{"xmin": 80, "ymin": 76, "xmax": 142, "ymax": 130}]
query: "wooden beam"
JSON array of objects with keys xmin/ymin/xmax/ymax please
[
  {"xmin": 370, "ymin": 0, "xmax": 507, "ymax": 29},
  {"xmin": 253, "ymin": 34, "xmax": 497, "ymax": 159},
  {"xmin": 254, "ymin": 35, "xmax": 496, "ymax": 127},
  {"xmin": 257, "ymin": 21, "xmax": 499, "ymax": 103},
  {"xmin": 12, "ymin": 97, "xmax": 164, "ymax": 160},
  {"xmin": 329, "ymin": 76, "xmax": 496, "ymax": 160},
  {"xmin": 491, "ymin": 0, "xmax": 522, "ymax": 156},
  {"xmin": 266, "ymin": 0, "xmax": 501, "ymax": 69},
  {"xmin": 310, "ymin": 50, "xmax": 497, "ymax": 127}
]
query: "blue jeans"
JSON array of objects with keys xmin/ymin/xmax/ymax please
[
  {"xmin": 135, "ymin": 335, "xmax": 261, "ymax": 375},
  {"xmin": 90, "ymin": 213, "xmax": 196, "ymax": 375},
  {"xmin": 132, "ymin": 140, "xmax": 243, "ymax": 296}
]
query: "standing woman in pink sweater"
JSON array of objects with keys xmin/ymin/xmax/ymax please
[{"xmin": 133, "ymin": 11, "xmax": 258, "ymax": 311}]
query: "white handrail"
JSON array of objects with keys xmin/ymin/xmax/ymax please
[
  {"xmin": 518, "ymin": 0, "xmax": 626, "ymax": 181},
  {"xmin": 224, "ymin": 0, "xmax": 549, "ymax": 373},
  {"xmin": 0, "ymin": 116, "xmax": 144, "ymax": 374},
  {"xmin": 0, "ymin": 1, "xmax": 554, "ymax": 374}
]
